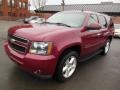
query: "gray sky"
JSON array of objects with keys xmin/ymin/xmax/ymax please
[
  {"xmin": 30, "ymin": 0, "xmax": 120, "ymax": 10},
  {"xmin": 46, "ymin": 0, "xmax": 120, "ymax": 5}
]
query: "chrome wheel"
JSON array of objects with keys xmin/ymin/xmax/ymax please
[
  {"xmin": 105, "ymin": 41, "xmax": 110, "ymax": 54},
  {"xmin": 62, "ymin": 56, "xmax": 77, "ymax": 78}
]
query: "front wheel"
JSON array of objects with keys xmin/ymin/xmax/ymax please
[
  {"xmin": 101, "ymin": 39, "xmax": 111, "ymax": 55},
  {"xmin": 54, "ymin": 51, "xmax": 78, "ymax": 82}
]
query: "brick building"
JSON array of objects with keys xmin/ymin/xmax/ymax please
[{"xmin": 0, "ymin": 0, "xmax": 29, "ymax": 20}]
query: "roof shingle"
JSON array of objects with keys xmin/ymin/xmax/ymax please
[{"xmin": 37, "ymin": 3, "xmax": 120, "ymax": 13}]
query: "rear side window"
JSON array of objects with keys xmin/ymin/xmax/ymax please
[
  {"xmin": 88, "ymin": 14, "xmax": 98, "ymax": 25},
  {"xmin": 98, "ymin": 15, "xmax": 107, "ymax": 28}
]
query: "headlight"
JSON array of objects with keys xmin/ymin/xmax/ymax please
[{"xmin": 29, "ymin": 42, "xmax": 53, "ymax": 55}]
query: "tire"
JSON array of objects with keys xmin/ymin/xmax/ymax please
[
  {"xmin": 54, "ymin": 51, "xmax": 78, "ymax": 82},
  {"xmin": 101, "ymin": 39, "xmax": 111, "ymax": 55}
]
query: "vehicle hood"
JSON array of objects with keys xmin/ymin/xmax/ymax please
[{"xmin": 8, "ymin": 24, "xmax": 74, "ymax": 41}]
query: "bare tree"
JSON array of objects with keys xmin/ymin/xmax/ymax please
[
  {"xmin": 10, "ymin": 0, "xmax": 13, "ymax": 17},
  {"xmin": 32, "ymin": 0, "xmax": 38, "ymax": 10},
  {"xmin": 32, "ymin": 0, "xmax": 47, "ymax": 17},
  {"xmin": 28, "ymin": 0, "xmax": 31, "ymax": 17}
]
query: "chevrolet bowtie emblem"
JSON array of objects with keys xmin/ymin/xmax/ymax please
[{"xmin": 10, "ymin": 38, "xmax": 16, "ymax": 43}]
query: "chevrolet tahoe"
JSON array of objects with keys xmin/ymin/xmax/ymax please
[{"xmin": 4, "ymin": 11, "xmax": 114, "ymax": 82}]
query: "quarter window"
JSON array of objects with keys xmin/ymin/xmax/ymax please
[{"xmin": 98, "ymin": 15, "xmax": 107, "ymax": 28}]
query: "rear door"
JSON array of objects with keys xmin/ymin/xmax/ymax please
[
  {"xmin": 98, "ymin": 15, "xmax": 109, "ymax": 47},
  {"xmin": 81, "ymin": 14, "xmax": 101, "ymax": 57}
]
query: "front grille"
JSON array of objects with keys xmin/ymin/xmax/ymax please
[
  {"xmin": 8, "ymin": 34, "xmax": 29, "ymax": 54},
  {"xmin": 9, "ymin": 42, "xmax": 26, "ymax": 53},
  {"xmin": 9, "ymin": 34, "xmax": 28, "ymax": 43}
]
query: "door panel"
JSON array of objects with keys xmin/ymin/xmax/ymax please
[
  {"xmin": 98, "ymin": 15, "xmax": 109, "ymax": 47},
  {"xmin": 81, "ymin": 30, "xmax": 101, "ymax": 57}
]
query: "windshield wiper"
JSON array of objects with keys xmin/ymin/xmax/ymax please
[
  {"xmin": 41, "ymin": 22, "xmax": 55, "ymax": 24},
  {"xmin": 54, "ymin": 23, "xmax": 71, "ymax": 27},
  {"xmin": 42, "ymin": 22, "xmax": 71, "ymax": 27}
]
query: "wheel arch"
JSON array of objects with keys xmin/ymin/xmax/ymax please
[
  {"xmin": 59, "ymin": 44, "xmax": 81, "ymax": 60},
  {"xmin": 53, "ymin": 44, "xmax": 81, "ymax": 78}
]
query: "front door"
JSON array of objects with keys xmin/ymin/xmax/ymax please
[{"xmin": 81, "ymin": 14, "xmax": 101, "ymax": 57}]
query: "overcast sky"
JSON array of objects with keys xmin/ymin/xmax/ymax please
[
  {"xmin": 30, "ymin": 0, "xmax": 120, "ymax": 10},
  {"xmin": 46, "ymin": 0, "xmax": 120, "ymax": 5}
]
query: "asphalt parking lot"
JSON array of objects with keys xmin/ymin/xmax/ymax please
[{"xmin": 0, "ymin": 20, "xmax": 120, "ymax": 90}]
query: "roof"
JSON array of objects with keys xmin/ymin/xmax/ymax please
[
  {"xmin": 36, "ymin": 3, "xmax": 120, "ymax": 13},
  {"xmin": 57, "ymin": 10, "xmax": 106, "ymax": 15}
]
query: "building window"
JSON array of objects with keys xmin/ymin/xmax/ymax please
[
  {"xmin": 12, "ymin": 13, "xmax": 15, "ymax": 16},
  {"xmin": 8, "ymin": 0, "xmax": 10, "ymax": 6},
  {"xmin": 19, "ymin": 13, "xmax": 22, "ymax": 17},
  {"xmin": 8, "ymin": 0, "xmax": 15, "ymax": 7},
  {"xmin": 19, "ymin": 2, "xmax": 22, "ymax": 8},
  {"xmin": 24, "ymin": 14, "xmax": 26, "ymax": 17},
  {"xmin": 0, "ymin": 0, "xmax": 2, "ymax": 5},
  {"xmin": 8, "ymin": 12, "xmax": 12, "ymax": 16},
  {"xmin": 23, "ymin": 2, "xmax": 25, "ymax": 8},
  {"xmin": 25, "ymin": 2, "xmax": 28, "ymax": 9},
  {"xmin": 12, "ymin": 0, "xmax": 15, "ymax": 7},
  {"xmin": 0, "ymin": 11, "xmax": 3, "ymax": 16},
  {"xmin": 8, "ymin": 12, "xmax": 16, "ymax": 16}
]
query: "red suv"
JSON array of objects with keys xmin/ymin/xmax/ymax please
[{"xmin": 4, "ymin": 11, "xmax": 114, "ymax": 82}]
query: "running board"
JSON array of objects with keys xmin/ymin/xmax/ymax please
[{"xmin": 78, "ymin": 49, "xmax": 103, "ymax": 62}]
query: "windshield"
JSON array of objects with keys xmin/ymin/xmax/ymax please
[
  {"xmin": 47, "ymin": 12, "xmax": 86, "ymax": 28},
  {"xmin": 114, "ymin": 24, "xmax": 120, "ymax": 29}
]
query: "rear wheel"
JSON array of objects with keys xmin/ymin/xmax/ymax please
[
  {"xmin": 54, "ymin": 51, "xmax": 78, "ymax": 82},
  {"xmin": 101, "ymin": 39, "xmax": 111, "ymax": 55}
]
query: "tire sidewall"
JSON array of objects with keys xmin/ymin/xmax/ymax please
[
  {"xmin": 102, "ymin": 39, "xmax": 111, "ymax": 55},
  {"xmin": 55, "ymin": 51, "xmax": 78, "ymax": 82}
]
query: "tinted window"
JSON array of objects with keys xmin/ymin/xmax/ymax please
[
  {"xmin": 98, "ymin": 15, "xmax": 107, "ymax": 28},
  {"xmin": 47, "ymin": 12, "xmax": 86, "ymax": 28},
  {"xmin": 88, "ymin": 14, "xmax": 98, "ymax": 25}
]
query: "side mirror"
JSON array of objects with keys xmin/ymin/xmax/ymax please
[{"xmin": 86, "ymin": 23, "xmax": 101, "ymax": 30}]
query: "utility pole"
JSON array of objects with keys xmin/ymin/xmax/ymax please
[
  {"xmin": 10, "ymin": 0, "xmax": 13, "ymax": 17},
  {"xmin": 28, "ymin": 1, "xmax": 31, "ymax": 17},
  {"xmin": 38, "ymin": 0, "xmax": 41, "ymax": 17},
  {"xmin": 61, "ymin": 0, "xmax": 65, "ymax": 11}
]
